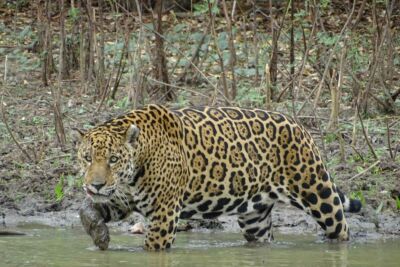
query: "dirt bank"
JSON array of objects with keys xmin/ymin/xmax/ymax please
[{"xmin": 1, "ymin": 203, "xmax": 399, "ymax": 243}]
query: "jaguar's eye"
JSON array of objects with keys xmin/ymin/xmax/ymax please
[
  {"xmin": 109, "ymin": 156, "xmax": 119, "ymax": 164},
  {"xmin": 84, "ymin": 154, "xmax": 92, "ymax": 162}
]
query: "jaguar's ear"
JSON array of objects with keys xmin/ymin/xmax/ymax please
[
  {"xmin": 125, "ymin": 124, "xmax": 140, "ymax": 144},
  {"xmin": 72, "ymin": 127, "xmax": 86, "ymax": 146}
]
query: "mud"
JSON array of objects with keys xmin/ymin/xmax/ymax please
[{"xmin": 1, "ymin": 202, "xmax": 398, "ymax": 248}]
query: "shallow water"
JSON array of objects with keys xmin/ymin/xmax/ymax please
[{"xmin": 0, "ymin": 224, "xmax": 399, "ymax": 267}]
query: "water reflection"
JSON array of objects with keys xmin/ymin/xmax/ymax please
[{"xmin": 0, "ymin": 227, "xmax": 399, "ymax": 267}]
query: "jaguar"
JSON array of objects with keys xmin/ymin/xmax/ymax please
[{"xmin": 76, "ymin": 104, "xmax": 361, "ymax": 250}]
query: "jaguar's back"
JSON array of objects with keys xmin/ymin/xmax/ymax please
[{"xmin": 173, "ymin": 106, "xmax": 359, "ymax": 242}]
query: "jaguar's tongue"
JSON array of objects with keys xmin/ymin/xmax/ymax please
[{"xmin": 86, "ymin": 188, "xmax": 95, "ymax": 197}]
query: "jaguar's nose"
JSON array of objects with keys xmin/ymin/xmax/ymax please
[{"xmin": 91, "ymin": 182, "xmax": 106, "ymax": 191}]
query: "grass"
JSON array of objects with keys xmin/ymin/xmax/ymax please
[
  {"xmin": 54, "ymin": 175, "xmax": 64, "ymax": 202},
  {"xmin": 54, "ymin": 174, "xmax": 84, "ymax": 203},
  {"xmin": 350, "ymin": 191, "xmax": 367, "ymax": 206}
]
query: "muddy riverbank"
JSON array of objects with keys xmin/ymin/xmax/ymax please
[{"xmin": 2, "ymin": 203, "xmax": 399, "ymax": 242}]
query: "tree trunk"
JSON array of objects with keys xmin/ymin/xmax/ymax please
[
  {"xmin": 54, "ymin": 0, "xmax": 67, "ymax": 150},
  {"xmin": 152, "ymin": 0, "xmax": 174, "ymax": 101}
]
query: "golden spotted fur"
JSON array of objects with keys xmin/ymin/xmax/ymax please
[{"xmin": 77, "ymin": 105, "xmax": 361, "ymax": 250}]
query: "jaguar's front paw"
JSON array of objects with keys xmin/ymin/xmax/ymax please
[
  {"xmin": 79, "ymin": 199, "xmax": 110, "ymax": 250},
  {"xmin": 89, "ymin": 219, "xmax": 110, "ymax": 250}
]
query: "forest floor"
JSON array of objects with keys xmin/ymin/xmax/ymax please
[{"xmin": 1, "ymin": 5, "xmax": 400, "ymax": 239}]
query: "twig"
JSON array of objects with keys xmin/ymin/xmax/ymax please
[
  {"xmin": 394, "ymin": 143, "xmax": 399, "ymax": 160},
  {"xmin": 328, "ymin": 41, "xmax": 347, "ymax": 131},
  {"xmin": 309, "ymin": 102, "xmax": 327, "ymax": 162},
  {"xmin": 113, "ymin": 2, "xmax": 221, "ymax": 98},
  {"xmin": 350, "ymin": 144, "xmax": 364, "ymax": 162},
  {"xmin": 4, "ymin": 55, "xmax": 7, "ymax": 83},
  {"xmin": 386, "ymin": 118, "xmax": 394, "ymax": 160},
  {"xmin": 349, "ymin": 160, "xmax": 380, "ymax": 181},
  {"xmin": 110, "ymin": 31, "xmax": 128, "ymax": 100},
  {"xmin": 391, "ymin": 88, "xmax": 400, "ymax": 102},
  {"xmin": 357, "ymin": 107, "xmax": 378, "ymax": 160},
  {"xmin": 312, "ymin": 0, "xmax": 356, "ymax": 109},
  {"xmin": 147, "ymin": 76, "xmax": 212, "ymax": 100},
  {"xmin": 0, "ymin": 97, "xmax": 34, "ymax": 162},
  {"xmin": 351, "ymin": 0, "xmax": 367, "ymax": 28},
  {"xmin": 177, "ymin": 21, "xmax": 211, "ymax": 82},
  {"xmin": 42, "ymin": 154, "xmax": 71, "ymax": 162}
]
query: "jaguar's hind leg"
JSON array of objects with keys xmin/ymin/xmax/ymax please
[
  {"xmin": 238, "ymin": 203, "xmax": 274, "ymax": 242},
  {"xmin": 285, "ymin": 168, "xmax": 351, "ymax": 241}
]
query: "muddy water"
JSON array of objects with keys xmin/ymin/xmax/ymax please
[{"xmin": 0, "ymin": 225, "xmax": 399, "ymax": 267}]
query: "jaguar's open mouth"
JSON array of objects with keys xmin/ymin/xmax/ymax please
[
  {"xmin": 85, "ymin": 188, "xmax": 95, "ymax": 196},
  {"xmin": 84, "ymin": 186, "xmax": 114, "ymax": 200}
]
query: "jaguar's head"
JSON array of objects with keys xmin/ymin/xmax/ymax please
[{"xmin": 75, "ymin": 124, "xmax": 141, "ymax": 203}]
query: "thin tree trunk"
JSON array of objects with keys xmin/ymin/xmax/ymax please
[
  {"xmin": 59, "ymin": 0, "xmax": 68, "ymax": 79},
  {"xmin": 128, "ymin": 0, "xmax": 146, "ymax": 108},
  {"xmin": 39, "ymin": 0, "xmax": 53, "ymax": 86},
  {"xmin": 209, "ymin": 0, "xmax": 229, "ymax": 103},
  {"xmin": 153, "ymin": 0, "xmax": 174, "ymax": 101},
  {"xmin": 269, "ymin": 0, "xmax": 278, "ymax": 100},
  {"xmin": 96, "ymin": 0, "xmax": 106, "ymax": 99},
  {"xmin": 252, "ymin": 1, "xmax": 259, "ymax": 83},
  {"xmin": 327, "ymin": 42, "xmax": 347, "ymax": 131},
  {"xmin": 85, "ymin": 0, "xmax": 95, "ymax": 95},
  {"xmin": 221, "ymin": 0, "xmax": 237, "ymax": 100},
  {"xmin": 289, "ymin": 0, "xmax": 295, "ymax": 117},
  {"xmin": 54, "ymin": 0, "xmax": 67, "ymax": 149},
  {"xmin": 79, "ymin": 15, "xmax": 88, "ymax": 94}
]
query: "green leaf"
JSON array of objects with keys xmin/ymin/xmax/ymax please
[
  {"xmin": 350, "ymin": 191, "xmax": 366, "ymax": 206},
  {"xmin": 324, "ymin": 133, "xmax": 337, "ymax": 144},
  {"xmin": 356, "ymin": 166, "xmax": 364, "ymax": 174},
  {"xmin": 54, "ymin": 175, "xmax": 64, "ymax": 202},
  {"xmin": 316, "ymin": 32, "xmax": 339, "ymax": 46},
  {"xmin": 68, "ymin": 7, "xmax": 80, "ymax": 20},
  {"xmin": 375, "ymin": 201, "xmax": 384, "ymax": 214},
  {"xmin": 217, "ymin": 32, "xmax": 228, "ymax": 50},
  {"xmin": 18, "ymin": 26, "xmax": 31, "ymax": 41},
  {"xmin": 173, "ymin": 24, "xmax": 186, "ymax": 33}
]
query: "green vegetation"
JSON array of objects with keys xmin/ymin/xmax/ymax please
[
  {"xmin": 396, "ymin": 197, "xmax": 400, "ymax": 210},
  {"xmin": 350, "ymin": 191, "xmax": 366, "ymax": 207},
  {"xmin": 54, "ymin": 175, "xmax": 64, "ymax": 203},
  {"xmin": 54, "ymin": 174, "xmax": 83, "ymax": 203}
]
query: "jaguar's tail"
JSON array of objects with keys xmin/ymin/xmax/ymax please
[{"xmin": 337, "ymin": 188, "xmax": 362, "ymax": 213}]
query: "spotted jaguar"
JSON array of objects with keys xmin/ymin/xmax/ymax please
[{"xmin": 76, "ymin": 104, "xmax": 361, "ymax": 250}]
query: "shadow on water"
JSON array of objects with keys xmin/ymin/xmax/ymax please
[{"xmin": 0, "ymin": 224, "xmax": 399, "ymax": 267}]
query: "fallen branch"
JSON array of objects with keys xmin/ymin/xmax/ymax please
[{"xmin": 349, "ymin": 160, "xmax": 380, "ymax": 181}]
